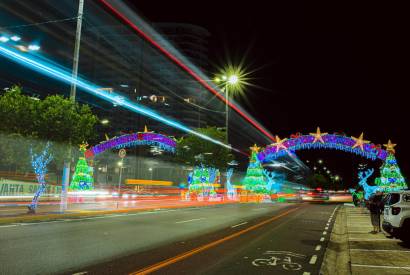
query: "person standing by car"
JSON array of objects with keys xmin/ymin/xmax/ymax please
[{"xmin": 369, "ymin": 191, "xmax": 384, "ymax": 233}]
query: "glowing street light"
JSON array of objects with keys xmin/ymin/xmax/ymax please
[
  {"xmin": 228, "ymin": 74, "xmax": 238, "ymax": 85},
  {"xmin": 334, "ymin": 175, "xmax": 340, "ymax": 181},
  {"xmin": 28, "ymin": 44, "xmax": 40, "ymax": 51},
  {"xmin": 214, "ymin": 67, "xmax": 246, "ymax": 144},
  {"xmin": 0, "ymin": 36, "xmax": 9, "ymax": 43},
  {"xmin": 318, "ymin": 159, "xmax": 323, "ymax": 164},
  {"xmin": 101, "ymin": 119, "xmax": 109, "ymax": 124},
  {"xmin": 10, "ymin": 35, "xmax": 21, "ymax": 42}
]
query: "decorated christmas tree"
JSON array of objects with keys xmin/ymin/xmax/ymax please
[
  {"xmin": 375, "ymin": 140, "xmax": 407, "ymax": 191},
  {"xmin": 242, "ymin": 144, "xmax": 268, "ymax": 194},
  {"xmin": 187, "ymin": 165, "xmax": 218, "ymax": 198},
  {"xmin": 70, "ymin": 143, "xmax": 94, "ymax": 191}
]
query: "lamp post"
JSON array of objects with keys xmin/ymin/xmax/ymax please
[{"xmin": 214, "ymin": 73, "xmax": 240, "ymax": 144}]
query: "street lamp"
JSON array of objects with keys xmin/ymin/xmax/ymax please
[
  {"xmin": 213, "ymin": 70, "xmax": 243, "ymax": 144},
  {"xmin": 101, "ymin": 119, "xmax": 109, "ymax": 125}
]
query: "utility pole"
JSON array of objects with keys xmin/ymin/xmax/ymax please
[
  {"xmin": 61, "ymin": 0, "xmax": 84, "ymax": 212},
  {"xmin": 225, "ymin": 85, "xmax": 229, "ymax": 144}
]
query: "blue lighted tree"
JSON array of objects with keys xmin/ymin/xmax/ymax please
[{"xmin": 27, "ymin": 142, "xmax": 53, "ymax": 214}]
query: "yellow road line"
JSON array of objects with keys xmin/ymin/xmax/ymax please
[{"xmin": 131, "ymin": 206, "xmax": 301, "ymax": 275}]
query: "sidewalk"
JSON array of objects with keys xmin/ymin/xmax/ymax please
[{"xmin": 321, "ymin": 205, "xmax": 410, "ymax": 275}]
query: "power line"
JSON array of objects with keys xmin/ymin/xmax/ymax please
[{"xmin": 0, "ymin": 16, "xmax": 78, "ymax": 30}]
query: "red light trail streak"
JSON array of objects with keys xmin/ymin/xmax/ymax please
[{"xmin": 98, "ymin": 0, "xmax": 276, "ymax": 142}]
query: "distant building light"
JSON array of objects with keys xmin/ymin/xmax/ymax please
[
  {"xmin": 28, "ymin": 44, "xmax": 40, "ymax": 51},
  {"xmin": 10, "ymin": 35, "xmax": 21, "ymax": 42},
  {"xmin": 0, "ymin": 36, "xmax": 9, "ymax": 42}
]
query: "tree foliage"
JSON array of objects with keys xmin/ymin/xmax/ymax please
[
  {"xmin": 0, "ymin": 86, "xmax": 98, "ymax": 170},
  {"xmin": 176, "ymin": 126, "xmax": 233, "ymax": 170},
  {"xmin": 0, "ymin": 86, "xmax": 98, "ymax": 144}
]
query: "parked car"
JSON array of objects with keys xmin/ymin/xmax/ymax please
[{"xmin": 382, "ymin": 190, "xmax": 410, "ymax": 244}]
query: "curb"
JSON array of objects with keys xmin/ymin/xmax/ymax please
[
  {"xmin": 0, "ymin": 201, "xmax": 235, "ymax": 225},
  {"xmin": 320, "ymin": 206, "xmax": 351, "ymax": 275}
]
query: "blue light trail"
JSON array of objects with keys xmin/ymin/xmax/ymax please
[{"xmin": 0, "ymin": 45, "xmax": 239, "ymax": 152}]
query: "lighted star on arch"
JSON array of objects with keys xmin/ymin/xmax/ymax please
[
  {"xmin": 271, "ymin": 135, "xmax": 288, "ymax": 152},
  {"xmin": 310, "ymin": 127, "xmax": 328, "ymax": 143},
  {"xmin": 351, "ymin": 132, "xmax": 370, "ymax": 151}
]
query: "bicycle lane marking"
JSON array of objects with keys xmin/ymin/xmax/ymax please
[{"xmin": 251, "ymin": 251, "xmax": 306, "ymax": 271}]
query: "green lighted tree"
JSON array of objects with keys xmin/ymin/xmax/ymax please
[
  {"xmin": 375, "ymin": 142, "xmax": 407, "ymax": 191},
  {"xmin": 242, "ymin": 144, "xmax": 268, "ymax": 194},
  {"xmin": 70, "ymin": 143, "xmax": 94, "ymax": 190}
]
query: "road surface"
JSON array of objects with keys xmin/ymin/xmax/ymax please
[{"xmin": 0, "ymin": 202, "xmax": 338, "ymax": 275}]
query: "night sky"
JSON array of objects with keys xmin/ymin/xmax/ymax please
[{"xmin": 130, "ymin": 1, "xmax": 409, "ymax": 186}]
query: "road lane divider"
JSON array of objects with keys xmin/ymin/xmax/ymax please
[
  {"xmin": 175, "ymin": 218, "xmax": 205, "ymax": 224},
  {"xmin": 231, "ymin": 221, "xmax": 248, "ymax": 228},
  {"xmin": 130, "ymin": 206, "xmax": 301, "ymax": 275}
]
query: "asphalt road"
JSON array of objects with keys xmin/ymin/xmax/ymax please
[{"xmin": 0, "ymin": 202, "xmax": 338, "ymax": 275}]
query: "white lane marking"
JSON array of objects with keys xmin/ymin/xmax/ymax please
[
  {"xmin": 252, "ymin": 208, "xmax": 267, "ymax": 211},
  {"xmin": 175, "ymin": 218, "xmax": 205, "ymax": 224},
  {"xmin": 315, "ymin": 245, "xmax": 321, "ymax": 251},
  {"xmin": 1, "ymin": 209, "xmax": 180, "ymax": 227},
  {"xmin": 320, "ymin": 237, "xmax": 325, "ymax": 242},
  {"xmin": 323, "ymin": 231, "xmax": 327, "ymax": 235},
  {"xmin": 349, "ymin": 238, "xmax": 399, "ymax": 242},
  {"xmin": 325, "ymin": 226, "xmax": 329, "ymax": 230},
  {"xmin": 352, "ymin": 264, "xmax": 410, "ymax": 269},
  {"xmin": 0, "ymin": 224, "xmax": 17, "ymax": 228},
  {"xmin": 309, "ymin": 255, "xmax": 317, "ymax": 264},
  {"xmin": 351, "ymin": 249, "xmax": 410, "ymax": 253},
  {"xmin": 231, "ymin": 222, "xmax": 248, "ymax": 228}
]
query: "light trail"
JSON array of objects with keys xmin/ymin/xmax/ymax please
[
  {"xmin": 98, "ymin": 0, "xmax": 276, "ymax": 142},
  {"xmin": 0, "ymin": 45, "xmax": 245, "ymax": 154}
]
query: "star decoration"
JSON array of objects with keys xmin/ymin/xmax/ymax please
[
  {"xmin": 79, "ymin": 142, "xmax": 89, "ymax": 152},
  {"xmin": 351, "ymin": 132, "xmax": 370, "ymax": 151},
  {"xmin": 271, "ymin": 135, "xmax": 288, "ymax": 152},
  {"xmin": 383, "ymin": 139, "xmax": 397, "ymax": 154},
  {"xmin": 250, "ymin": 144, "xmax": 260, "ymax": 153},
  {"xmin": 310, "ymin": 127, "xmax": 328, "ymax": 143}
]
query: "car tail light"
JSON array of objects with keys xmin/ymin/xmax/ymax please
[{"xmin": 392, "ymin": 207, "xmax": 401, "ymax": 215}]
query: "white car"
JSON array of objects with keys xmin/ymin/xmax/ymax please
[{"xmin": 383, "ymin": 190, "xmax": 410, "ymax": 243}]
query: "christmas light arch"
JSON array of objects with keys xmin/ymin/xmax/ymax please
[
  {"xmin": 84, "ymin": 132, "xmax": 176, "ymax": 158},
  {"xmin": 257, "ymin": 128, "xmax": 388, "ymax": 163}
]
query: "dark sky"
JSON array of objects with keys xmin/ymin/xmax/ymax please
[{"xmin": 129, "ymin": 1, "xmax": 409, "ymax": 185}]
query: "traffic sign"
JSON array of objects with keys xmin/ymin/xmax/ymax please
[{"xmin": 119, "ymin": 149, "xmax": 126, "ymax": 158}]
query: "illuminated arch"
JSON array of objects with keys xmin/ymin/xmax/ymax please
[
  {"xmin": 85, "ymin": 132, "xmax": 176, "ymax": 158},
  {"xmin": 258, "ymin": 129, "xmax": 388, "ymax": 163}
]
